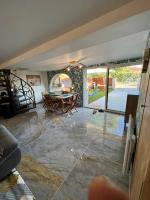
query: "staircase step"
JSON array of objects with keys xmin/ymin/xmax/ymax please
[
  {"xmin": 17, "ymin": 103, "xmax": 35, "ymax": 113},
  {"xmin": 17, "ymin": 107, "xmax": 30, "ymax": 114},
  {"xmin": 0, "ymin": 95, "xmax": 9, "ymax": 98},
  {"xmin": 19, "ymin": 98, "xmax": 30, "ymax": 102},
  {"xmin": 0, "ymin": 79, "xmax": 5, "ymax": 82},
  {"xmin": 0, "ymin": 84, "xmax": 6, "ymax": 87},
  {"xmin": 17, "ymin": 95, "xmax": 25, "ymax": 98},
  {"xmin": 0, "ymin": 87, "xmax": 7, "ymax": 89}
]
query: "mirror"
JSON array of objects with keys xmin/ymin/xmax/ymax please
[{"xmin": 50, "ymin": 73, "xmax": 72, "ymax": 94}]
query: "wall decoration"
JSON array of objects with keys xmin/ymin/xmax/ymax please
[{"xmin": 26, "ymin": 75, "xmax": 41, "ymax": 86}]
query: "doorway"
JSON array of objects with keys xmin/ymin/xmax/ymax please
[
  {"xmin": 83, "ymin": 65, "xmax": 142, "ymax": 113},
  {"xmin": 84, "ymin": 67, "xmax": 107, "ymax": 109},
  {"xmin": 108, "ymin": 66, "xmax": 142, "ymax": 112}
]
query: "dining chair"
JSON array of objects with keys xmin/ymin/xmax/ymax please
[
  {"xmin": 63, "ymin": 93, "xmax": 79, "ymax": 114},
  {"xmin": 43, "ymin": 94, "xmax": 61, "ymax": 112}
]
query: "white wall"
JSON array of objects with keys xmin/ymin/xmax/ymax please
[{"xmin": 12, "ymin": 70, "xmax": 48, "ymax": 103}]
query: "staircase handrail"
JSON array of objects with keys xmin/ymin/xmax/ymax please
[{"xmin": 10, "ymin": 72, "xmax": 36, "ymax": 107}]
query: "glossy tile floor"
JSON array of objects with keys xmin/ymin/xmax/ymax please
[{"xmin": 0, "ymin": 105, "xmax": 128, "ymax": 200}]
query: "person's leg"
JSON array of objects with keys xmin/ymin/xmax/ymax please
[{"xmin": 88, "ymin": 176, "xmax": 129, "ymax": 200}]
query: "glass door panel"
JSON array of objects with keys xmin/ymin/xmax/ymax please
[
  {"xmin": 87, "ymin": 68, "xmax": 107, "ymax": 109},
  {"xmin": 107, "ymin": 65, "xmax": 142, "ymax": 112}
]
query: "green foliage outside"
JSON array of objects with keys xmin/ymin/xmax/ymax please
[
  {"xmin": 88, "ymin": 88, "xmax": 113, "ymax": 104},
  {"xmin": 109, "ymin": 67, "xmax": 140, "ymax": 83},
  {"xmin": 87, "ymin": 66, "xmax": 141, "ymax": 104},
  {"xmin": 88, "ymin": 88, "xmax": 104, "ymax": 104},
  {"xmin": 87, "ymin": 73, "xmax": 106, "ymax": 103}
]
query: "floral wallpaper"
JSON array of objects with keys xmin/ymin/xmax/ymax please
[{"xmin": 47, "ymin": 68, "xmax": 83, "ymax": 106}]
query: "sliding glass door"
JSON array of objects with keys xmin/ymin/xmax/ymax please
[
  {"xmin": 86, "ymin": 68, "xmax": 107, "ymax": 109},
  {"xmin": 107, "ymin": 65, "xmax": 142, "ymax": 112},
  {"xmin": 84, "ymin": 65, "xmax": 142, "ymax": 113}
]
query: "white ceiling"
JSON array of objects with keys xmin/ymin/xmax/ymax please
[
  {"xmin": 10, "ymin": 10, "xmax": 150, "ymax": 71},
  {"xmin": 0, "ymin": 1, "xmax": 150, "ymax": 71},
  {"xmin": 12, "ymin": 30, "xmax": 148, "ymax": 71},
  {"xmin": 0, "ymin": 0, "xmax": 131, "ymax": 63}
]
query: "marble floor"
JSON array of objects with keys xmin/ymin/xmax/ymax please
[{"xmin": 0, "ymin": 105, "xmax": 128, "ymax": 200}]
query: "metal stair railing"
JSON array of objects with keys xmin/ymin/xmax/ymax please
[{"xmin": 10, "ymin": 73, "xmax": 36, "ymax": 109}]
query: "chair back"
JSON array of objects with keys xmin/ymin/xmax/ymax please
[
  {"xmin": 72, "ymin": 93, "xmax": 79, "ymax": 106},
  {"xmin": 44, "ymin": 94, "xmax": 50, "ymax": 100}
]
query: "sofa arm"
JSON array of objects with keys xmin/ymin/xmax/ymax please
[{"xmin": 0, "ymin": 125, "xmax": 21, "ymax": 181}]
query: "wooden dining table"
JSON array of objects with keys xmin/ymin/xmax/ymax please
[
  {"xmin": 48, "ymin": 93, "xmax": 74, "ymax": 113},
  {"xmin": 50, "ymin": 93, "xmax": 74, "ymax": 99}
]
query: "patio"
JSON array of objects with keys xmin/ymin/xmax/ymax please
[{"xmin": 89, "ymin": 88, "xmax": 139, "ymax": 112}]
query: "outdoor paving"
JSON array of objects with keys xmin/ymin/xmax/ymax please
[
  {"xmin": 0, "ymin": 105, "xmax": 128, "ymax": 200},
  {"xmin": 89, "ymin": 88, "xmax": 139, "ymax": 111}
]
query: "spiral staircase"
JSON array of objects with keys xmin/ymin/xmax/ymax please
[{"xmin": 0, "ymin": 69, "xmax": 36, "ymax": 118}]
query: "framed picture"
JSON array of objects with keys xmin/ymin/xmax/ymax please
[{"xmin": 26, "ymin": 75, "xmax": 41, "ymax": 86}]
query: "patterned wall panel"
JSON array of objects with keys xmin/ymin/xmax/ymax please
[{"xmin": 47, "ymin": 68, "xmax": 83, "ymax": 106}]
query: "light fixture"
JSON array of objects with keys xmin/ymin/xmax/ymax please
[
  {"xmin": 78, "ymin": 63, "xmax": 83, "ymax": 69},
  {"xmin": 66, "ymin": 66, "xmax": 70, "ymax": 71},
  {"xmin": 65, "ymin": 62, "xmax": 84, "ymax": 71}
]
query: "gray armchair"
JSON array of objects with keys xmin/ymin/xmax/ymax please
[{"xmin": 0, "ymin": 125, "xmax": 21, "ymax": 181}]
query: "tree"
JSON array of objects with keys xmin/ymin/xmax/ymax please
[{"xmin": 109, "ymin": 67, "xmax": 139, "ymax": 83}]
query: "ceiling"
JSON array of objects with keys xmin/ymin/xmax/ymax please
[
  {"xmin": 0, "ymin": 0, "xmax": 131, "ymax": 63},
  {"xmin": 11, "ymin": 10, "xmax": 150, "ymax": 71},
  {"xmin": 11, "ymin": 30, "xmax": 148, "ymax": 71},
  {"xmin": 0, "ymin": 0, "xmax": 150, "ymax": 71}
]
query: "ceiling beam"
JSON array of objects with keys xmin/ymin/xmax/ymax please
[{"xmin": 0, "ymin": 0, "xmax": 150, "ymax": 69}]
